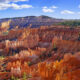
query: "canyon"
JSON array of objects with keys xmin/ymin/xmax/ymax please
[{"xmin": 0, "ymin": 16, "xmax": 80, "ymax": 80}]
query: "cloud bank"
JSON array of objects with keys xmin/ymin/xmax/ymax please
[
  {"xmin": 0, "ymin": 0, "xmax": 33, "ymax": 10},
  {"xmin": 42, "ymin": 6, "xmax": 54, "ymax": 13},
  {"xmin": 0, "ymin": 0, "xmax": 29, "ymax": 3},
  {"xmin": 0, "ymin": 3, "xmax": 33, "ymax": 10},
  {"xmin": 61, "ymin": 10, "xmax": 75, "ymax": 14},
  {"xmin": 42, "ymin": 6, "xmax": 57, "ymax": 13}
]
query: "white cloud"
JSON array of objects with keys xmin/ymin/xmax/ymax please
[
  {"xmin": 42, "ymin": 7, "xmax": 54, "ymax": 13},
  {"xmin": 79, "ymin": 5, "xmax": 80, "ymax": 8},
  {"xmin": 0, "ymin": 3, "xmax": 33, "ymax": 10},
  {"xmin": 0, "ymin": 3, "xmax": 11, "ymax": 10},
  {"xmin": 78, "ymin": 12, "xmax": 80, "ymax": 14},
  {"xmin": 0, "ymin": 0, "xmax": 28, "ymax": 3},
  {"xmin": 51, "ymin": 6, "xmax": 58, "ymax": 9},
  {"xmin": 61, "ymin": 10, "xmax": 75, "ymax": 14},
  {"xmin": 42, "ymin": 5, "xmax": 57, "ymax": 13},
  {"xmin": 43, "ymin": 6, "xmax": 47, "ymax": 9},
  {"xmin": 42, "ymin": 6, "xmax": 55, "ymax": 13},
  {"xmin": 20, "ymin": 5, "xmax": 33, "ymax": 9},
  {"xmin": 43, "ymin": 8, "xmax": 54, "ymax": 13}
]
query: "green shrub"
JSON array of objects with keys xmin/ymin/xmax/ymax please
[
  {"xmin": 11, "ymin": 75, "xmax": 15, "ymax": 80},
  {"xmin": 23, "ymin": 72, "xmax": 27, "ymax": 80},
  {"xmin": 27, "ymin": 61, "xmax": 32, "ymax": 66}
]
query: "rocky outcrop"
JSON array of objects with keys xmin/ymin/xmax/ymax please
[{"xmin": 0, "ymin": 16, "xmax": 65, "ymax": 29}]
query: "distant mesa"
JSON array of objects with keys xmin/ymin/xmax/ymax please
[{"xmin": 0, "ymin": 16, "xmax": 65, "ymax": 29}]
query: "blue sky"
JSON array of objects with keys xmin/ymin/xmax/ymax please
[{"xmin": 0, "ymin": 0, "xmax": 80, "ymax": 19}]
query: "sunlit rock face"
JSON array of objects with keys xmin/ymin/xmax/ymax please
[
  {"xmin": 1, "ymin": 20, "xmax": 11, "ymax": 29},
  {"xmin": 5, "ymin": 52, "xmax": 80, "ymax": 80},
  {"xmin": 0, "ymin": 26, "xmax": 80, "ymax": 80},
  {"xmin": 5, "ymin": 35, "xmax": 39, "ymax": 49}
]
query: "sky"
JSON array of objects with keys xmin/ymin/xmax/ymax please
[{"xmin": 0, "ymin": 0, "xmax": 80, "ymax": 19}]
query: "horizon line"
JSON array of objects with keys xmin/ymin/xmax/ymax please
[{"xmin": 0, "ymin": 15, "xmax": 80, "ymax": 20}]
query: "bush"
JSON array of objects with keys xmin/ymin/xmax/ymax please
[{"xmin": 23, "ymin": 72, "xmax": 27, "ymax": 80}]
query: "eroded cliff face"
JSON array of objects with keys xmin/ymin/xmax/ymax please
[
  {"xmin": 0, "ymin": 26, "xmax": 80, "ymax": 80},
  {"xmin": 1, "ymin": 20, "xmax": 11, "ymax": 29},
  {"xmin": 0, "ymin": 50, "xmax": 80, "ymax": 80},
  {"xmin": 0, "ymin": 27, "xmax": 80, "ymax": 56},
  {"xmin": 5, "ymin": 34, "xmax": 39, "ymax": 49}
]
